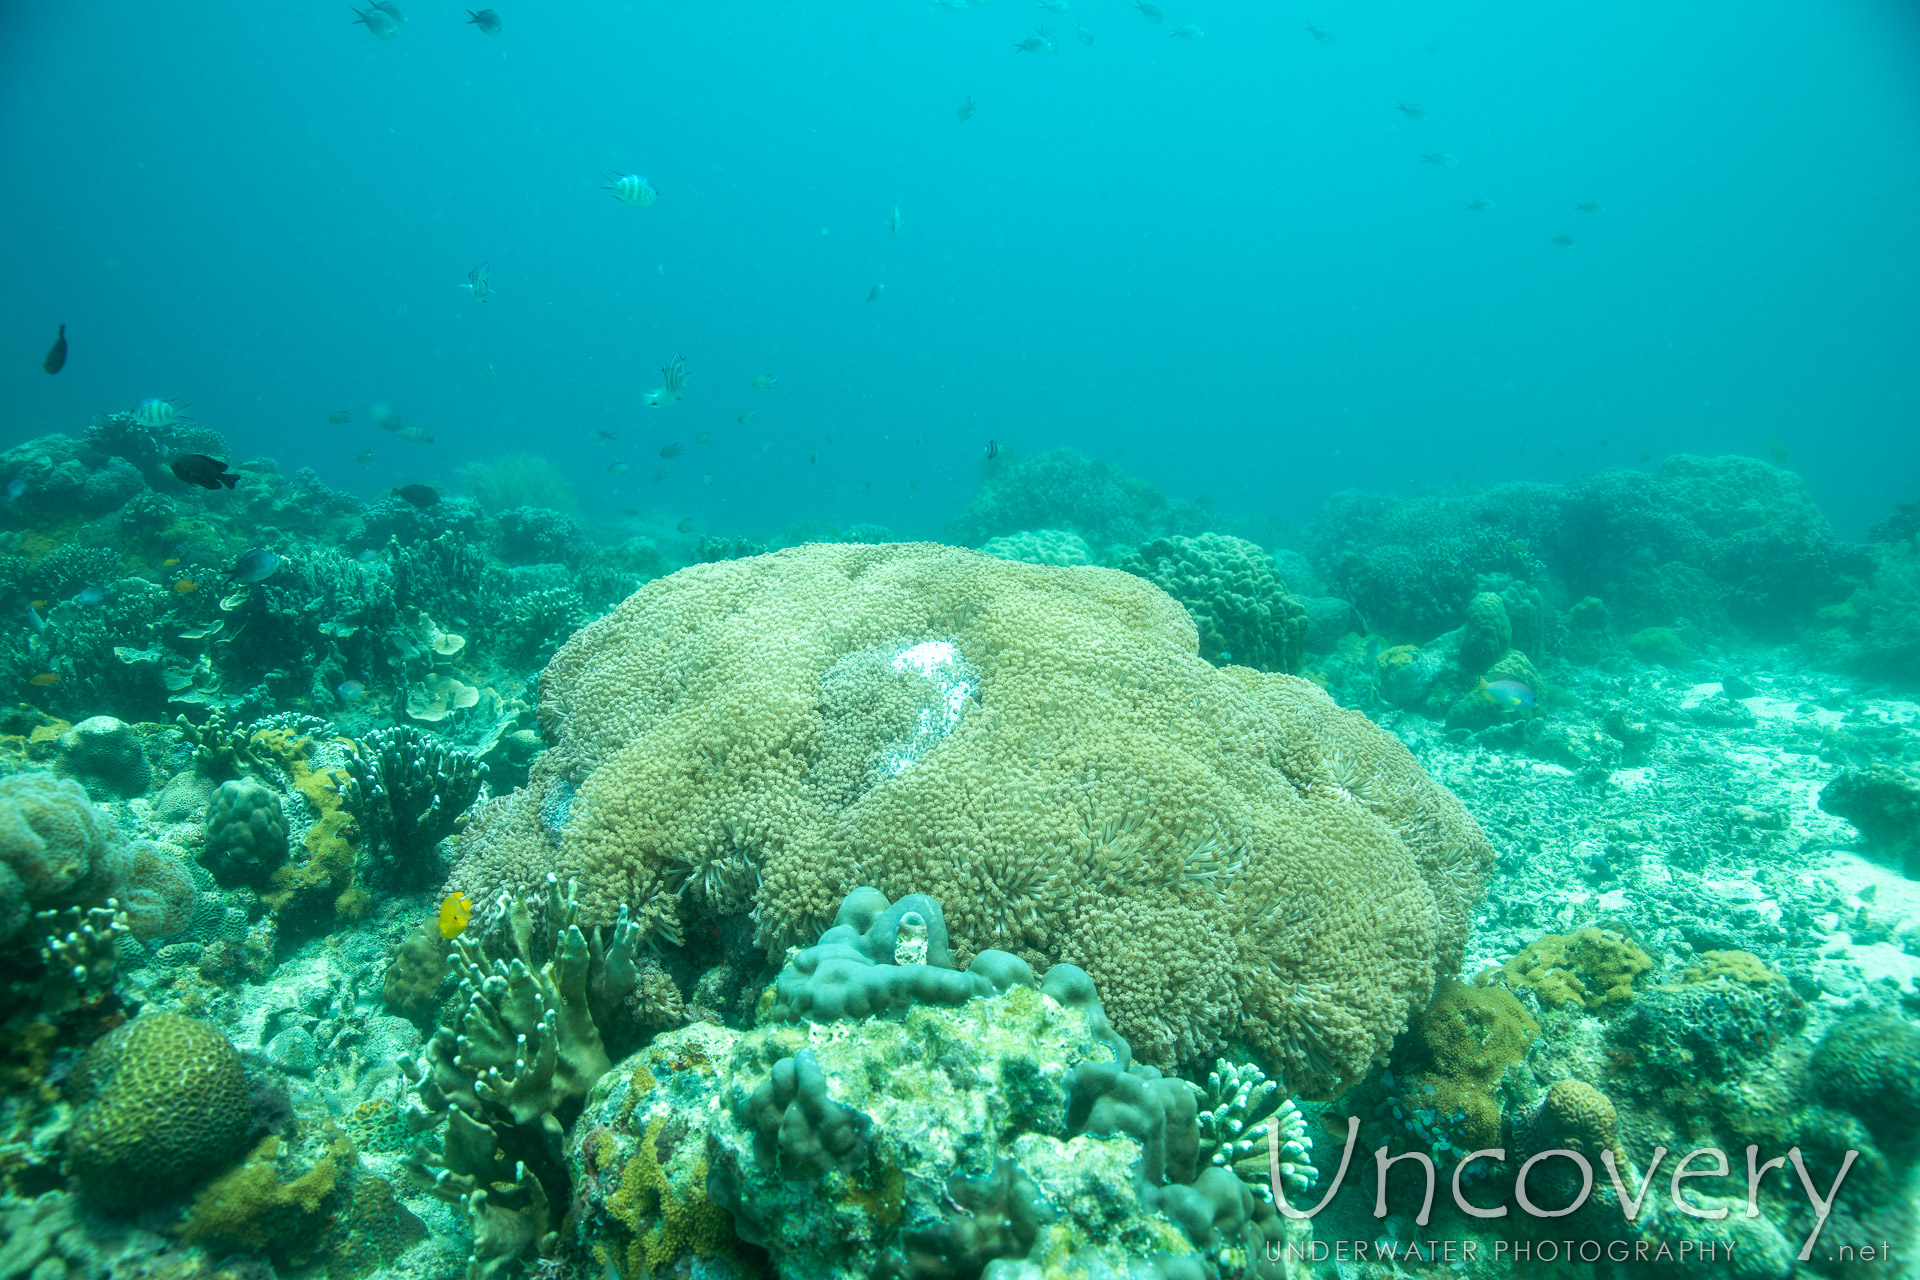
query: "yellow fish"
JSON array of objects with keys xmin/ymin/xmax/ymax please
[
  {"xmin": 173, "ymin": 578, "xmax": 198, "ymax": 594},
  {"xmin": 28, "ymin": 673, "xmax": 61, "ymax": 687},
  {"xmin": 437, "ymin": 890, "xmax": 472, "ymax": 939},
  {"xmin": 162, "ymin": 557, "xmax": 181, "ymax": 567}
]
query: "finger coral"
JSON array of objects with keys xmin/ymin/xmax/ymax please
[{"xmin": 452, "ymin": 543, "xmax": 1493, "ymax": 1093}]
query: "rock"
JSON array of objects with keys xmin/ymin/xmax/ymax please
[{"xmin": 265, "ymin": 1026, "xmax": 318, "ymax": 1076}]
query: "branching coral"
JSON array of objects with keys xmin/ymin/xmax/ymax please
[
  {"xmin": 339, "ymin": 726, "xmax": 487, "ymax": 890},
  {"xmin": 402, "ymin": 875, "xmax": 660, "ymax": 1279},
  {"xmin": 452, "ymin": 543, "xmax": 1493, "ymax": 1093}
]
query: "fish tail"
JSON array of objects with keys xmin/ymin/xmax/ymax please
[{"xmin": 219, "ymin": 473, "xmax": 238, "ymax": 489}]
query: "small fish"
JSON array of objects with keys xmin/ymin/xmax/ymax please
[
  {"xmin": 25, "ymin": 605, "xmax": 45, "ymax": 634},
  {"xmin": 463, "ymin": 263, "xmax": 490, "ymax": 302},
  {"xmin": 29, "ymin": 599, "xmax": 48, "ymax": 610},
  {"xmin": 399, "ymin": 427, "xmax": 435, "ymax": 443},
  {"xmin": 372, "ymin": 0, "xmax": 403, "ymax": 22},
  {"xmin": 371, "ymin": 402, "xmax": 402, "ymax": 431},
  {"xmin": 134, "ymin": 397, "xmax": 185, "ymax": 428},
  {"xmin": 605, "ymin": 172, "xmax": 659, "ymax": 207},
  {"xmin": 676, "ymin": 518, "xmax": 694, "ymax": 534},
  {"xmin": 649, "ymin": 467, "xmax": 668, "ymax": 482},
  {"xmin": 956, "ymin": 96, "xmax": 975, "ymax": 122},
  {"xmin": 694, "ymin": 431, "xmax": 712, "ymax": 445},
  {"xmin": 337, "ymin": 679, "xmax": 368, "ymax": 703},
  {"xmin": 609, "ymin": 462, "xmax": 632, "ymax": 475},
  {"xmin": 72, "ymin": 586, "xmax": 106, "ymax": 605},
  {"xmin": 809, "ymin": 451, "xmax": 818, "ymax": 465},
  {"xmin": 751, "ymin": 374, "xmax": 779, "ymax": 389},
  {"xmin": 42, "ymin": 325, "xmax": 67, "ymax": 375},
  {"xmin": 1548, "ymin": 234, "xmax": 1575, "ymax": 246},
  {"xmin": 1476, "ymin": 677, "xmax": 1537, "ymax": 709},
  {"xmin": 1573, "ymin": 201, "xmax": 1603, "ymax": 214},
  {"xmin": 867, "ymin": 284, "xmax": 886, "ymax": 302},
  {"xmin": 350, "ymin": 5, "xmax": 399, "ymax": 38},
  {"xmin": 394, "ymin": 483, "xmax": 439, "ymax": 508},
  {"xmin": 1169, "ymin": 24, "xmax": 1202, "ymax": 38},
  {"xmin": 355, "ymin": 450, "xmax": 375, "ymax": 464},
  {"xmin": 984, "ymin": 439, "xmax": 1000, "ymax": 460},
  {"xmin": 437, "ymin": 890, "xmax": 473, "ymax": 939},
  {"xmin": 1767, "ymin": 438, "xmax": 1790, "ymax": 464},
  {"xmin": 172, "ymin": 578, "xmax": 197, "ymax": 594},
  {"xmin": 1134, "ymin": 1, "xmax": 1162, "ymax": 23},
  {"xmin": 224, "ymin": 549, "xmax": 281, "ymax": 584},
  {"xmin": 28, "ymin": 673, "xmax": 60, "ymax": 687},
  {"xmin": 466, "ymin": 8, "xmax": 502, "ymax": 34},
  {"xmin": 618, "ymin": 507, "xmax": 639, "ymax": 517},
  {"xmin": 1463, "ymin": 199, "xmax": 1494, "ymax": 212},
  {"xmin": 1076, "ymin": 22, "xmax": 1093, "ymax": 44},
  {"xmin": 658, "ymin": 443, "xmax": 683, "ymax": 459},
  {"xmin": 1304, "ymin": 22, "xmax": 1333, "ymax": 43},
  {"xmin": 889, "ymin": 205, "xmax": 902, "ymax": 235},
  {"xmin": 162, "ymin": 558, "xmax": 180, "ymax": 567},
  {"xmin": 328, "ymin": 409, "xmax": 353, "ymax": 425},
  {"xmin": 594, "ymin": 429, "xmax": 617, "ymax": 442},
  {"xmin": 1396, "ymin": 101, "xmax": 1425, "ymax": 121},
  {"xmin": 645, "ymin": 354, "xmax": 688, "ymax": 408},
  {"xmin": 1419, "ymin": 153, "xmax": 1456, "ymax": 167},
  {"xmin": 738, "ymin": 411, "xmax": 756, "ymax": 424},
  {"xmin": 171, "ymin": 454, "xmax": 238, "ymax": 490},
  {"xmin": 1013, "ymin": 28, "xmax": 1055, "ymax": 52}
]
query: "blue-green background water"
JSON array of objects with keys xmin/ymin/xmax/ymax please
[{"xmin": 3, "ymin": 0, "xmax": 1917, "ymax": 535}]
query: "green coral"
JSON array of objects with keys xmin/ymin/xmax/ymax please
[
  {"xmin": 201, "ymin": 777, "xmax": 289, "ymax": 887},
  {"xmin": 1114, "ymin": 533, "xmax": 1310, "ymax": 673},
  {"xmin": 454, "ymin": 543, "xmax": 1494, "ymax": 1094},
  {"xmin": 338, "ymin": 725, "xmax": 486, "ymax": 891},
  {"xmin": 1626, "ymin": 625, "xmax": 1693, "ymax": 666},
  {"xmin": 66, "ymin": 1012, "xmax": 253, "ymax": 1207},
  {"xmin": 1811, "ymin": 1013, "xmax": 1920, "ymax": 1148},
  {"xmin": 1488, "ymin": 927, "xmax": 1653, "ymax": 1011},
  {"xmin": 1394, "ymin": 978, "xmax": 1539, "ymax": 1149},
  {"xmin": 180, "ymin": 1132, "xmax": 349, "ymax": 1261}
]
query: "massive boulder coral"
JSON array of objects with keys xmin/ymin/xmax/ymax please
[
  {"xmin": 451, "ymin": 543, "xmax": 1493, "ymax": 1093},
  {"xmin": 1113, "ymin": 533, "xmax": 1310, "ymax": 673}
]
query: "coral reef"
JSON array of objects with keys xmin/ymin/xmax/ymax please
[
  {"xmin": 339, "ymin": 726, "xmax": 487, "ymax": 890},
  {"xmin": 569, "ymin": 887, "xmax": 1312, "ymax": 1280},
  {"xmin": 1485, "ymin": 927, "xmax": 1653, "ymax": 1011},
  {"xmin": 1113, "ymin": 533, "xmax": 1310, "ymax": 673},
  {"xmin": 65, "ymin": 1011, "xmax": 253, "ymax": 1207},
  {"xmin": 950, "ymin": 449, "xmax": 1213, "ymax": 552},
  {"xmin": 201, "ymin": 777, "xmax": 290, "ymax": 887},
  {"xmin": 452, "ymin": 542, "xmax": 1493, "ymax": 1092}
]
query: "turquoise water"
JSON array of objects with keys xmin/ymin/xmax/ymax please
[
  {"xmin": 3, "ymin": 3, "xmax": 1920, "ymax": 1278},
  {"xmin": 4, "ymin": 0, "xmax": 1918, "ymax": 535}
]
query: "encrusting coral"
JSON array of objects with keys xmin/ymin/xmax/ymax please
[
  {"xmin": 451, "ymin": 542, "xmax": 1493, "ymax": 1094},
  {"xmin": 569, "ymin": 887, "xmax": 1317, "ymax": 1280}
]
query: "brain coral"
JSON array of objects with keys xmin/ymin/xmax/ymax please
[
  {"xmin": 0, "ymin": 773, "xmax": 120, "ymax": 905},
  {"xmin": 450, "ymin": 543, "xmax": 1493, "ymax": 1092},
  {"xmin": 1114, "ymin": 533, "xmax": 1310, "ymax": 673},
  {"xmin": 66, "ymin": 1012, "xmax": 253, "ymax": 1205}
]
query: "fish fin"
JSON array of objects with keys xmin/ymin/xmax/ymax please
[{"xmin": 219, "ymin": 473, "xmax": 238, "ymax": 489}]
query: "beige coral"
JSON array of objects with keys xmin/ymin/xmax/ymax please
[{"xmin": 450, "ymin": 543, "xmax": 1492, "ymax": 1094}]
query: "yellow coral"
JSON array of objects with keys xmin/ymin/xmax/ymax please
[
  {"xmin": 180, "ymin": 1134, "xmax": 347, "ymax": 1259},
  {"xmin": 1681, "ymin": 949, "xmax": 1781, "ymax": 988},
  {"xmin": 1398, "ymin": 978, "xmax": 1540, "ymax": 1149},
  {"xmin": 452, "ymin": 544, "xmax": 1494, "ymax": 1093},
  {"xmin": 605, "ymin": 1115, "xmax": 737, "ymax": 1275},
  {"xmin": 1487, "ymin": 927, "xmax": 1653, "ymax": 1010}
]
